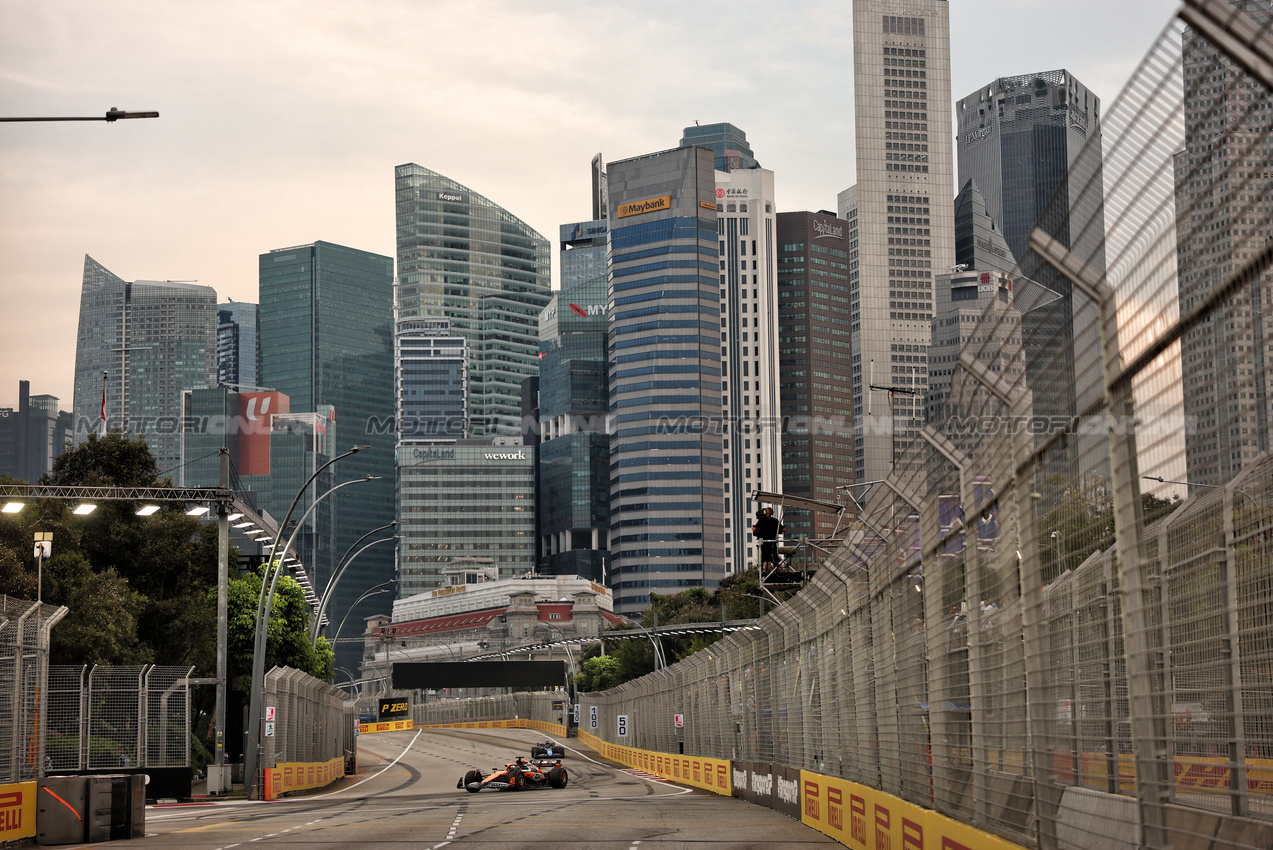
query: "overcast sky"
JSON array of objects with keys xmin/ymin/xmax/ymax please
[{"xmin": 0, "ymin": 0, "xmax": 1181, "ymax": 407}]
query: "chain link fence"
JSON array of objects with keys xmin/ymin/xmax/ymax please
[
  {"xmin": 43, "ymin": 664, "xmax": 194, "ymax": 771},
  {"xmin": 410, "ymin": 691, "xmax": 566, "ymax": 727},
  {"xmin": 0, "ymin": 595, "xmax": 66, "ymax": 784},
  {"xmin": 578, "ymin": 5, "xmax": 1273, "ymax": 850},
  {"xmin": 260, "ymin": 667, "xmax": 358, "ymax": 770}
]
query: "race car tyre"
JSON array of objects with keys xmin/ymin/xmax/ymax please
[
  {"xmin": 463, "ymin": 769, "xmax": 481, "ymax": 792},
  {"xmin": 531, "ymin": 746, "xmax": 545, "ymax": 758},
  {"xmin": 512, "ymin": 771, "xmax": 525, "ymax": 790},
  {"xmin": 549, "ymin": 766, "xmax": 568, "ymax": 789}
]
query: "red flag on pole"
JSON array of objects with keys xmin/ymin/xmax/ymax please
[{"xmin": 98, "ymin": 371, "xmax": 108, "ymax": 438}]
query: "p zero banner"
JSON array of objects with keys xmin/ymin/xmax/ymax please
[
  {"xmin": 378, "ymin": 697, "xmax": 409, "ymax": 721},
  {"xmin": 617, "ymin": 195, "xmax": 671, "ymax": 218}
]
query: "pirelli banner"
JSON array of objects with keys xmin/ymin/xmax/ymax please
[
  {"xmin": 616, "ymin": 194, "xmax": 671, "ymax": 218},
  {"xmin": 264, "ymin": 756, "xmax": 346, "ymax": 801},
  {"xmin": 798, "ymin": 771, "xmax": 1027, "ymax": 850},
  {"xmin": 577, "ymin": 729, "xmax": 731, "ymax": 796},
  {"xmin": 359, "ymin": 718, "xmax": 415, "ymax": 734},
  {"xmin": 0, "ymin": 782, "xmax": 36, "ymax": 842}
]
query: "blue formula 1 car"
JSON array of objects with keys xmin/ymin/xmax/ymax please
[{"xmin": 531, "ymin": 740, "xmax": 566, "ymax": 759}]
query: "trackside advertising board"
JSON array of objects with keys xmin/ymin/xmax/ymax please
[
  {"xmin": 263, "ymin": 757, "xmax": 345, "ymax": 801},
  {"xmin": 731, "ymin": 761, "xmax": 802, "ymax": 820},
  {"xmin": 799, "ymin": 771, "xmax": 1027, "ymax": 850},
  {"xmin": 577, "ymin": 730, "xmax": 730, "ymax": 796},
  {"xmin": 0, "ymin": 782, "xmax": 35, "ymax": 842},
  {"xmin": 359, "ymin": 718, "xmax": 414, "ymax": 734}
]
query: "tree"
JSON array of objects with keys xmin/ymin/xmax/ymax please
[
  {"xmin": 45, "ymin": 431, "xmax": 165, "ymax": 487},
  {"xmin": 224, "ymin": 569, "xmax": 334, "ymax": 695},
  {"xmin": 1039, "ymin": 474, "xmax": 1181, "ymax": 585},
  {"xmin": 574, "ymin": 654, "xmax": 620, "ymax": 692},
  {"xmin": 0, "ymin": 433, "xmax": 218, "ymax": 668}
]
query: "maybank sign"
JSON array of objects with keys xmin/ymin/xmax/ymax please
[{"xmin": 617, "ymin": 195, "xmax": 671, "ymax": 218}]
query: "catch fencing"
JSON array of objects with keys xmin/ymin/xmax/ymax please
[
  {"xmin": 0, "ymin": 595, "xmax": 65, "ymax": 784},
  {"xmin": 580, "ymin": 4, "xmax": 1273, "ymax": 850},
  {"xmin": 260, "ymin": 666, "xmax": 358, "ymax": 770},
  {"xmin": 410, "ymin": 691, "xmax": 567, "ymax": 727},
  {"xmin": 44, "ymin": 664, "xmax": 194, "ymax": 772}
]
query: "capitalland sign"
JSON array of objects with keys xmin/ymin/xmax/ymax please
[{"xmin": 617, "ymin": 195, "xmax": 671, "ymax": 218}]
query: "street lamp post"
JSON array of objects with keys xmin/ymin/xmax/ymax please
[
  {"xmin": 330, "ymin": 582, "xmax": 395, "ymax": 652},
  {"xmin": 244, "ymin": 445, "xmax": 367, "ymax": 799},
  {"xmin": 0, "ymin": 107, "xmax": 159, "ymax": 122},
  {"xmin": 538, "ymin": 624, "xmax": 577, "ymax": 729},
  {"xmin": 615, "ymin": 614, "xmax": 666, "ymax": 670},
  {"xmin": 309, "ymin": 523, "xmax": 399, "ymax": 646}
]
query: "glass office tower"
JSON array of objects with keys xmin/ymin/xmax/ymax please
[
  {"xmin": 259, "ymin": 241, "xmax": 395, "ymax": 672},
  {"xmin": 397, "ymin": 441, "xmax": 537, "ymax": 593},
  {"xmin": 73, "ymin": 255, "xmax": 218, "ymax": 474},
  {"xmin": 956, "ymin": 69, "xmax": 1106, "ymax": 476},
  {"xmin": 538, "ymin": 219, "xmax": 610, "ymax": 581},
  {"xmin": 394, "ymin": 164, "xmax": 551, "ymax": 436},
  {"xmin": 605, "ymin": 146, "xmax": 725, "ymax": 613},
  {"xmin": 680, "ymin": 123, "xmax": 759, "ymax": 171},
  {"xmin": 218, "ymin": 301, "xmax": 260, "ymax": 390}
]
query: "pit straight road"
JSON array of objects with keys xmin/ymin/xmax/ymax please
[{"xmin": 129, "ymin": 726, "xmax": 838, "ymax": 850}]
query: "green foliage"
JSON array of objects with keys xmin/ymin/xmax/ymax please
[
  {"xmin": 223, "ymin": 568, "xmax": 333, "ymax": 695},
  {"xmin": 45, "ymin": 431, "xmax": 165, "ymax": 487},
  {"xmin": 573, "ymin": 654, "xmax": 621, "ymax": 692},
  {"xmin": 0, "ymin": 433, "xmax": 218, "ymax": 669},
  {"xmin": 45, "ymin": 552, "xmax": 148, "ymax": 665},
  {"xmin": 582, "ymin": 569, "xmax": 791, "ymax": 692},
  {"xmin": 1039, "ymin": 475, "xmax": 1182, "ymax": 584}
]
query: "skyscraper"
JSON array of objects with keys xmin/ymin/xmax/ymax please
[
  {"xmin": 258, "ymin": 240, "xmax": 395, "ymax": 671},
  {"xmin": 217, "ymin": 301, "xmax": 260, "ymax": 390},
  {"xmin": 680, "ymin": 123, "xmax": 759, "ymax": 171},
  {"xmin": 952, "ymin": 179, "xmax": 1016, "ymax": 276},
  {"xmin": 538, "ymin": 218, "xmax": 610, "ymax": 581},
  {"xmin": 606, "ymin": 145, "xmax": 725, "ymax": 612},
  {"xmin": 396, "ymin": 318, "xmax": 468, "ymax": 443},
  {"xmin": 394, "ymin": 164, "xmax": 552, "ymax": 436},
  {"xmin": 1175, "ymin": 1, "xmax": 1273, "ymax": 487},
  {"xmin": 73, "ymin": 255, "xmax": 217, "ymax": 475},
  {"xmin": 849, "ymin": 0, "xmax": 955, "ymax": 486},
  {"xmin": 956, "ymin": 70, "xmax": 1106, "ymax": 470},
  {"xmin": 776, "ymin": 211, "xmax": 855, "ymax": 541},
  {"xmin": 0, "ymin": 381, "xmax": 70, "ymax": 482},
  {"xmin": 710, "ymin": 157, "xmax": 782, "ymax": 572}
]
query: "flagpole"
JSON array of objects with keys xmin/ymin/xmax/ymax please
[{"xmin": 99, "ymin": 371, "xmax": 108, "ymax": 437}]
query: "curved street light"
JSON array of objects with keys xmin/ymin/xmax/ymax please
[
  {"xmin": 309, "ymin": 522, "xmax": 399, "ymax": 645},
  {"xmin": 614, "ymin": 613, "xmax": 667, "ymax": 670},
  {"xmin": 330, "ymin": 581, "xmax": 396, "ymax": 652},
  {"xmin": 244, "ymin": 444, "xmax": 367, "ymax": 799}
]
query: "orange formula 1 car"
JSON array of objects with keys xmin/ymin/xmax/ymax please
[{"xmin": 458, "ymin": 756, "xmax": 569, "ymax": 793}]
